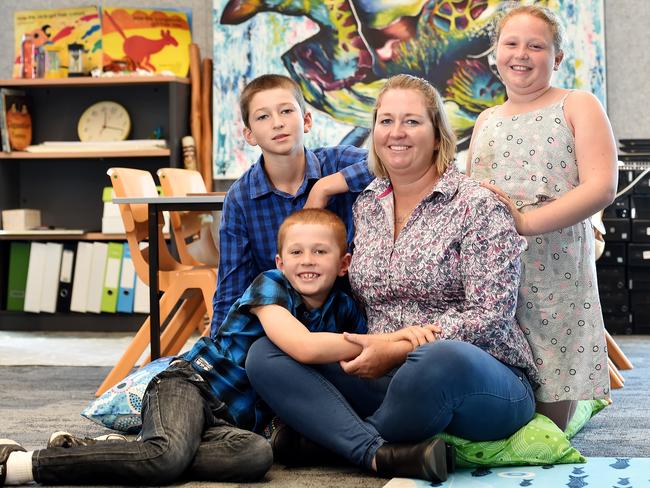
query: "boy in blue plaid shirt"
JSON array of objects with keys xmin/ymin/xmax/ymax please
[
  {"xmin": 211, "ymin": 74, "xmax": 374, "ymax": 336},
  {"xmin": 1, "ymin": 209, "xmax": 367, "ymax": 486}
]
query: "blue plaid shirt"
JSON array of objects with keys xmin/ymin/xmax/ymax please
[
  {"xmin": 210, "ymin": 145, "xmax": 372, "ymax": 336},
  {"xmin": 181, "ymin": 269, "xmax": 367, "ymax": 432}
]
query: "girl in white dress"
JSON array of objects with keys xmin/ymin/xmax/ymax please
[{"xmin": 467, "ymin": 5, "xmax": 618, "ymax": 430}]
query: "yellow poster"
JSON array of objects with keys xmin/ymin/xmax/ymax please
[
  {"xmin": 102, "ymin": 8, "xmax": 191, "ymax": 77},
  {"xmin": 13, "ymin": 6, "xmax": 102, "ymax": 78}
]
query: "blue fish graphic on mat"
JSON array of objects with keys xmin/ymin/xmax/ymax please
[
  {"xmin": 566, "ymin": 475, "xmax": 588, "ymax": 488},
  {"xmin": 610, "ymin": 458, "xmax": 631, "ymax": 469},
  {"xmin": 471, "ymin": 468, "xmax": 492, "ymax": 477}
]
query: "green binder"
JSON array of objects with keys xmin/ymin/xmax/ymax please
[
  {"xmin": 6, "ymin": 242, "xmax": 30, "ymax": 311},
  {"xmin": 100, "ymin": 242, "xmax": 124, "ymax": 313}
]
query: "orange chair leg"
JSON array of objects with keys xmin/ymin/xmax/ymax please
[
  {"xmin": 608, "ymin": 358, "xmax": 624, "ymax": 389},
  {"xmin": 95, "ymin": 290, "xmax": 183, "ymax": 397},
  {"xmin": 200, "ymin": 318, "xmax": 210, "ymax": 337},
  {"xmin": 151, "ymin": 294, "xmax": 203, "ymax": 359},
  {"xmin": 95, "ymin": 319, "xmax": 151, "ymax": 397},
  {"xmin": 606, "ymin": 330, "xmax": 633, "ymax": 370},
  {"xmin": 160, "ymin": 299, "xmax": 205, "ymax": 358},
  {"xmin": 159, "ymin": 294, "xmax": 201, "ymax": 355}
]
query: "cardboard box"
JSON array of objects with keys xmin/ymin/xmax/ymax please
[{"xmin": 1, "ymin": 208, "xmax": 41, "ymax": 230}]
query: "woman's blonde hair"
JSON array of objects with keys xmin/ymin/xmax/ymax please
[
  {"xmin": 494, "ymin": 4, "xmax": 564, "ymax": 53},
  {"xmin": 367, "ymin": 74, "xmax": 457, "ymax": 179}
]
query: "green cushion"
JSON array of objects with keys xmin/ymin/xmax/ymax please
[{"xmin": 436, "ymin": 399, "xmax": 609, "ymax": 468}]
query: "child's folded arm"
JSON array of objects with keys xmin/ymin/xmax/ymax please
[{"xmin": 251, "ymin": 304, "xmax": 362, "ymax": 364}]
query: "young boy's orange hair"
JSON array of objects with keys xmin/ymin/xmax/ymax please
[
  {"xmin": 239, "ymin": 74, "xmax": 307, "ymax": 129},
  {"xmin": 277, "ymin": 209, "xmax": 348, "ymax": 257}
]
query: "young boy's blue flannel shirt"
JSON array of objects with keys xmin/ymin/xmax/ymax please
[{"xmin": 181, "ymin": 269, "xmax": 367, "ymax": 433}]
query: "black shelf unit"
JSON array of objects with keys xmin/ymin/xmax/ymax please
[
  {"xmin": 598, "ymin": 163, "xmax": 650, "ymax": 334},
  {"xmin": 0, "ymin": 76, "xmax": 189, "ymax": 331}
]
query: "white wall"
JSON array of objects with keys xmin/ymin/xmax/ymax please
[{"xmin": 604, "ymin": 0, "xmax": 650, "ymax": 140}]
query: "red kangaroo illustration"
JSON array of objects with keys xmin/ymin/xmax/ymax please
[{"xmin": 104, "ymin": 10, "xmax": 178, "ymax": 72}]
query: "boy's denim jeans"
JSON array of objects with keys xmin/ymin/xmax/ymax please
[
  {"xmin": 32, "ymin": 360, "xmax": 271, "ymax": 485},
  {"xmin": 247, "ymin": 338, "xmax": 535, "ymax": 469}
]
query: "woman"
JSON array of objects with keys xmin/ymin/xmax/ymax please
[{"xmin": 246, "ymin": 74, "xmax": 538, "ymax": 482}]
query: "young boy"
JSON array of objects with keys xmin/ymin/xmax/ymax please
[
  {"xmin": 211, "ymin": 74, "xmax": 374, "ymax": 336},
  {"xmin": 0, "ymin": 209, "xmax": 367, "ymax": 487}
]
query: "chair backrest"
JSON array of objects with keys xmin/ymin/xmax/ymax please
[
  {"xmin": 157, "ymin": 167, "xmax": 219, "ymax": 267},
  {"xmin": 107, "ymin": 167, "xmax": 186, "ymax": 284},
  {"xmin": 158, "ymin": 167, "xmax": 208, "ymax": 195}
]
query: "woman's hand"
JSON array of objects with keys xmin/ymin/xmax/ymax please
[
  {"xmin": 480, "ymin": 181, "xmax": 530, "ymax": 235},
  {"xmin": 339, "ymin": 333, "xmax": 410, "ymax": 378},
  {"xmin": 387, "ymin": 324, "xmax": 441, "ymax": 349}
]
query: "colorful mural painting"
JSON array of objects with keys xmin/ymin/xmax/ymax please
[{"xmin": 212, "ymin": 0, "xmax": 605, "ymax": 178}]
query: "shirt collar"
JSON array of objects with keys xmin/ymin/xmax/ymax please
[
  {"xmin": 363, "ymin": 164, "xmax": 461, "ymax": 204},
  {"xmin": 280, "ymin": 272, "xmax": 339, "ymax": 319},
  {"xmin": 248, "ymin": 149, "xmax": 322, "ymax": 199}
]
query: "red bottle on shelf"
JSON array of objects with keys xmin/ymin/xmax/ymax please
[{"xmin": 20, "ymin": 33, "xmax": 37, "ymax": 79}]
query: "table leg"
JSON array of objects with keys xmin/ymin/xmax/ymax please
[{"xmin": 148, "ymin": 203, "xmax": 161, "ymax": 360}]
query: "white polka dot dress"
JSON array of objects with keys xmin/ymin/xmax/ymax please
[{"xmin": 470, "ymin": 95, "xmax": 609, "ymax": 401}]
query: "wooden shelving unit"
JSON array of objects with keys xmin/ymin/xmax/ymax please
[
  {"xmin": 0, "ymin": 148, "xmax": 170, "ymax": 159},
  {"xmin": 0, "ymin": 232, "xmax": 170, "ymax": 241},
  {"xmin": 0, "ymin": 75, "xmax": 189, "ymax": 88},
  {"xmin": 0, "ymin": 76, "xmax": 189, "ymax": 331}
]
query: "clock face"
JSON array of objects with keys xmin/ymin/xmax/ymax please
[{"xmin": 78, "ymin": 101, "xmax": 131, "ymax": 142}]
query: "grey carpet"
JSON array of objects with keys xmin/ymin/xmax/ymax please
[
  {"xmin": 570, "ymin": 335, "xmax": 650, "ymax": 457},
  {"xmin": 1, "ymin": 335, "xmax": 648, "ymax": 486}
]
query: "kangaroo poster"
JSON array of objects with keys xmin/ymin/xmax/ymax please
[
  {"xmin": 102, "ymin": 8, "xmax": 191, "ymax": 77},
  {"xmin": 13, "ymin": 6, "xmax": 102, "ymax": 78},
  {"xmin": 211, "ymin": 0, "xmax": 605, "ymax": 179}
]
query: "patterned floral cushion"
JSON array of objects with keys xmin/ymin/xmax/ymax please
[
  {"xmin": 436, "ymin": 399, "xmax": 609, "ymax": 468},
  {"xmin": 81, "ymin": 357, "xmax": 173, "ymax": 433}
]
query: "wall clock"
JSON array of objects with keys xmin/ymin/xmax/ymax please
[{"xmin": 77, "ymin": 101, "xmax": 131, "ymax": 142}]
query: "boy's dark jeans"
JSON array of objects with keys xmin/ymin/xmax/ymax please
[{"xmin": 32, "ymin": 361, "xmax": 272, "ymax": 485}]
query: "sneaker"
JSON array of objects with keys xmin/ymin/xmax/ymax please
[
  {"xmin": 1, "ymin": 440, "xmax": 26, "ymax": 486},
  {"xmin": 47, "ymin": 431, "xmax": 127, "ymax": 449}
]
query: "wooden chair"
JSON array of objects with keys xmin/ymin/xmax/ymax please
[
  {"xmin": 95, "ymin": 168, "xmax": 217, "ymax": 396},
  {"xmin": 157, "ymin": 167, "xmax": 220, "ymax": 267}
]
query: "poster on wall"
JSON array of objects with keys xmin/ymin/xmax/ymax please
[
  {"xmin": 102, "ymin": 7, "xmax": 192, "ymax": 76},
  {"xmin": 13, "ymin": 6, "xmax": 102, "ymax": 78},
  {"xmin": 212, "ymin": 0, "xmax": 606, "ymax": 179}
]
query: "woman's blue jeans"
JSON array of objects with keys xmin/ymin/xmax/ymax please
[
  {"xmin": 246, "ymin": 338, "xmax": 535, "ymax": 469},
  {"xmin": 32, "ymin": 361, "xmax": 272, "ymax": 485}
]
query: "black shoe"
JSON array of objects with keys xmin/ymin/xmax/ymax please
[
  {"xmin": 270, "ymin": 422, "xmax": 347, "ymax": 467},
  {"xmin": 375, "ymin": 437, "xmax": 454, "ymax": 482},
  {"xmin": 1, "ymin": 440, "xmax": 26, "ymax": 486},
  {"xmin": 47, "ymin": 431, "xmax": 127, "ymax": 448}
]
